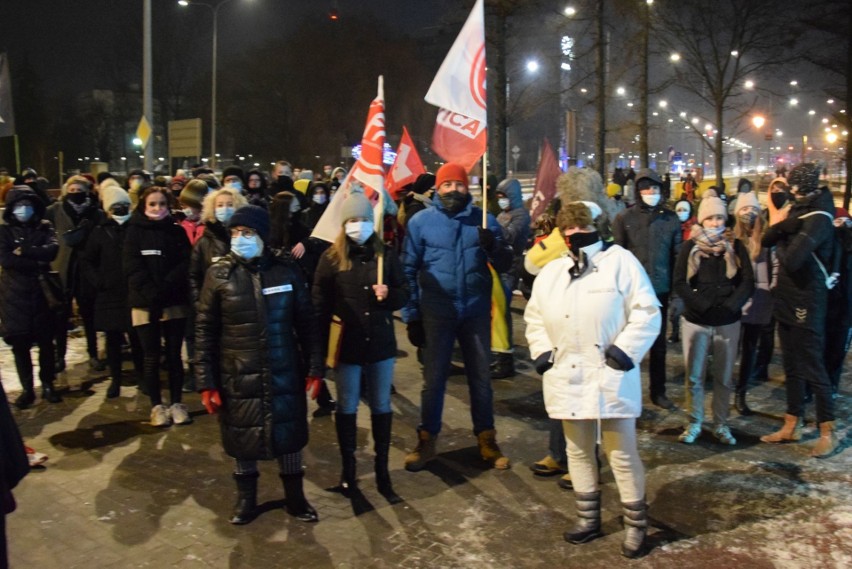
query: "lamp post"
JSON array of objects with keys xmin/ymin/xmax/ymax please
[
  {"xmin": 178, "ymin": 0, "xmax": 245, "ymax": 170},
  {"xmin": 143, "ymin": 0, "xmax": 153, "ymax": 171},
  {"xmin": 752, "ymin": 115, "xmax": 766, "ymax": 170}
]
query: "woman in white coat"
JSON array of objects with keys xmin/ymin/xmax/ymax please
[{"xmin": 524, "ymin": 202, "xmax": 661, "ymax": 559}]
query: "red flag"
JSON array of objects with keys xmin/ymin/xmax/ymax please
[
  {"xmin": 528, "ymin": 138, "xmax": 561, "ymax": 225},
  {"xmin": 431, "ymin": 108, "xmax": 486, "ymax": 172},
  {"xmin": 350, "ymin": 76, "xmax": 386, "ymax": 199},
  {"xmin": 385, "ymin": 127, "xmax": 426, "ymax": 199}
]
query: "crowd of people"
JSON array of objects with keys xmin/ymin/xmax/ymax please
[{"xmin": 0, "ymin": 158, "xmax": 848, "ymax": 561}]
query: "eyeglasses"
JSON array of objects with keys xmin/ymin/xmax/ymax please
[{"xmin": 230, "ymin": 227, "xmax": 257, "ymax": 238}]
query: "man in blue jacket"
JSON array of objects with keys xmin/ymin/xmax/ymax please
[{"xmin": 402, "ymin": 162, "xmax": 514, "ymax": 471}]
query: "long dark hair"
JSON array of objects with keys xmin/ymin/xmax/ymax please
[{"xmin": 268, "ymin": 191, "xmax": 295, "ymax": 249}]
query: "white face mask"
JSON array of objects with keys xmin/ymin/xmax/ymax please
[
  {"xmin": 312, "ymin": 193, "xmax": 327, "ymax": 205},
  {"xmin": 641, "ymin": 194, "xmax": 661, "ymax": 207},
  {"xmin": 113, "ymin": 214, "xmax": 130, "ymax": 225},
  {"xmin": 182, "ymin": 208, "xmax": 199, "ymax": 220},
  {"xmin": 498, "ymin": 198, "xmax": 510, "ymax": 210},
  {"xmin": 345, "ymin": 220, "xmax": 373, "ymax": 245}
]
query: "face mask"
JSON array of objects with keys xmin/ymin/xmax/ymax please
[
  {"xmin": 67, "ymin": 192, "xmax": 89, "ymax": 205},
  {"xmin": 312, "ymin": 193, "xmax": 327, "ymax": 205},
  {"xmin": 498, "ymin": 198, "xmax": 510, "ymax": 210},
  {"xmin": 345, "ymin": 220, "xmax": 373, "ymax": 245},
  {"xmin": 566, "ymin": 231, "xmax": 599, "ymax": 257},
  {"xmin": 277, "ymin": 175, "xmax": 290, "ymax": 185},
  {"xmin": 770, "ymin": 192, "xmax": 788, "ymax": 210},
  {"xmin": 641, "ymin": 194, "xmax": 661, "ymax": 207},
  {"xmin": 701, "ymin": 225, "xmax": 725, "ymax": 239},
  {"xmin": 439, "ymin": 190, "xmax": 469, "ymax": 214},
  {"xmin": 290, "ymin": 199, "xmax": 301, "ymax": 213},
  {"xmin": 112, "ymin": 214, "xmax": 130, "ymax": 225},
  {"xmin": 226, "ymin": 180, "xmax": 243, "ymax": 192},
  {"xmin": 738, "ymin": 212, "xmax": 757, "ymax": 227},
  {"xmin": 145, "ymin": 208, "xmax": 168, "ymax": 221},
  {"xmin": 230, "ymin": 234, "xmax": 263, "ymax": 260},
  {"xmin": 129, "ymin": 179, "xmax": 142, "ymax": 191},
  {"xmin": 215, "ymin": 206, "xmax": 234, "ymax": 223},
  {"xmin": 13, "ymin": 205, "xmax": 33, "ymax": 223},
  {"xmin": 111, "ymin": 204, "xmax": 130, "ymax": 217},
  {"xmin": 677, "ymin": 211, "xmax": 690, "ymax": 223},
  {"xmin": 182, "ymin": 208, "xmax": 199, "ymax": 220},
  {"xmin": 323, "ymin": 169, "xmax": 332, "ymax": 177}
]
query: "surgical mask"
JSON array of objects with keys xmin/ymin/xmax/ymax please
[
  {"xmin": 439, "ymin": 190, "xmax": 469, "ymax": 215},
  {"xmin": 738, "ymin": 212, "xmax": 757, "ymax": 227},
  {"xmin": 290, "ymin": 199, "xmax": 301, "ymax": 213},
  {"xmin": 230, "ymin": 235, "xmax": 263, "ymax": 260},
  {"xmin": 641, "ymin": 193, "xmax": 661, "ymax": 207},
  {"xmin": 226, "ymin": 180, "xmax": 243, "ymax": 192},
  {"xmin": 323, "ymin": 169, "xmax": 332, "ymax": 177},
  {"xmin": 770, "ymin": 192, "xmax": 788, "ymax": 210},
  {"xmin": 345, "ymin": 220, "xmax": 373, "ymax": 245},
  {"xmin": 13, "ymin": 205, "xmax": 33, "ymax": 223},
  {"xmin": 112, "ymin": 214, "xmax": 130, "ymax": 225},
  {"xmin": 129, "ymin": 179, "xmax": 142, "ymax": 191},
  {"xmin": 215, "ymin": 206, "xmax": 235, "ymax": 223},
  {"xmin": 146, "ymin": 208, "xmax": 168, "ymax": 221},
  {"xmin": 182, "ymin": 208, "xmax": 199, "ymax": 220},
  {"xmin": 498, "ymin": 198, "xmax": 510, "ymax": 210},
  {"xmin": 312, "ymin": 193, "xmax": 327, "ymax": 205},
  {"xmin": 677, "ymin": 211, "xmax": 690, "ymax": 223}
]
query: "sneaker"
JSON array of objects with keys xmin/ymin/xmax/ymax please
[
  {"xmin": 714, "ymin": 425, "xmax": 737, "ymax": 445},
  {"xmin": 170, "ymin": 403, "xmax": 193, "ymax": 426},
  {"xmin": 150, "ymin": 404, "xmax": 172, "ymax": 427},
  {"xmin": 678, "ymin": 423, "xmax": 702, "ymax": 444},
  {"xmin": 25, "ymin": 446, "xmax": 48, "ymax": 467}
]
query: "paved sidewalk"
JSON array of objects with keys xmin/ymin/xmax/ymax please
[{"xmin": 3, "ymin": 300, "xmax": 851, "ymax": 568}]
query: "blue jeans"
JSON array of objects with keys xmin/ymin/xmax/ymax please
[
  {"xmin": 335, "ymin": 358, "xmax": 395, "ymax": 414},
  {"xmin": 421, "ymin": 312, "xmax": 494, "ymax": 436}
]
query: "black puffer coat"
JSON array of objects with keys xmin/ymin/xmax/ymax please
[
  {"xmin": 44, "ymin": 197, "xmax": 105, "ymax": 296},
  {"xmin": 762, "ymin": 187, "xmax": 835, "ymax": 332},
  {"xmin": 81, "ymin": 219, "xmax": 131, "ymax": 331},
  {"xmin": 613, "ymin": 203, "xmax": 683, "ymax": 295},
  {"xmin": 312, "ymin": 237, "xmax": 409, "ymax": 365},
  {"xmin": 123, "ymin": 212, "xmax": 191, "ymax": 311},
  {"xmin": 195, "ymin": 252, "xmax": 323, "ymax": 460},
  {"xmin": 0, "ymin": 187, "xmax": 59, "ymax": 341},
  {"xmin": 189, "ymin": 221, "xmax": 230, "ymax": 303}
]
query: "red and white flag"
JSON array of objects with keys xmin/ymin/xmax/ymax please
[
  {"xmin": 432, "ymin": 108, "xmax": 486, "ymax": 172},
  {"xmin": 528, "ymin": 138, "xmax": 562, "ymax": 225},
  {"xmin": 424, "ymin": 0, "xmax": 486, "ymax": 124},
  {"xmin": 385, "ymin": 126, "xmax": 426, "ymax": 200},
  {"xmin": 350, "ymin": 76, "xmax": 386, "ymax": 200}
]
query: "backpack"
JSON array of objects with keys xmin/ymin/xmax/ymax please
[{"xmin": 798, "ymin": 211, "xmax": 845, "ymax": 291}]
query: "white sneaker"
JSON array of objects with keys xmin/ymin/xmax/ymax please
[
  {"xmin": 714, "ymin": 425, "xmax": 737, "ymax": 445},
  {"xmin": 170, "ymin": 403, "xmax": 192, "ymax": 426},
  {"xmin": 678, "ymin": 423, "xmax": 702, "ymax": 444},
  {"xmin": 25, "ymin": 446, "xmax": 48, "ymax": 467},
  {"xmin": 150, "ymin": 404, "xmax": 171, "ymax": 427}
]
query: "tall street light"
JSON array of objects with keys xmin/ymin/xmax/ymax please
[{"xmin": 178, "ymin": 0, "xmax": 248, "ymax": 170}]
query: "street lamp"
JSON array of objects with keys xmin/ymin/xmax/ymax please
[{"xmin": 178, "ymin": 0, "xmax": 250, "ymax": 170}]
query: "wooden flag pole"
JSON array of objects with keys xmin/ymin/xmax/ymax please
[
  {"xmin": 377, "ymin": 184, "xmax": 385, "ymax": 287},
  {"xmin": 481, "ymin": 149, "xmax": 488, "ymax": 228}
]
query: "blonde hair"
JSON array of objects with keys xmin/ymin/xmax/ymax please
[
  {"xmin": 326, "ymin": 228, "xmax": 383, "ymax": 273},
  {"xmin": 200, "ymin": 187, "xmax": 248, "ymax": 224},
  {"xmin": 63, "ymin": 175, "xmax": 91, "ymax": 195},
  {"xmin": 733, "ymin": 210, "xmax": 765, "ymax": 262}
]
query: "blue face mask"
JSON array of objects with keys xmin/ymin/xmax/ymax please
[
  {"xmin": 13, "ymin": 205, "xmax": 34, "ymax": 223},
  {"xmin": 227, "ymin": 180, "xmax": 244, "ymax": 192},
  {"xmin": 230, "ymin": 235, "xmax": 263, "ymax": 260},
  {"xmin": 215, "ymin": 206, "xmax": 235, "ymax": 223}
]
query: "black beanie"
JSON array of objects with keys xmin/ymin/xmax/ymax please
[
  {"xmin": 222, "ymin": 166, "xmax": 245, "ymax": 184},
  {"xmin": 788, "ymin": 162, "xmax": 821, "ymax": 195},
  {"xmin": 228, "ymin": 205, "xmax": 270, "ymax": 242},
  {"xmin": 412, "ymin": 172, "xmax": 436, "ymax": 195}
]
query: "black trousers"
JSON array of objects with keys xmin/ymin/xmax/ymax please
[
  {"xmin": 135, "ymin": 318, "xmax": 186, "ymax": 407},
  {"xmin": 10, "ymin": 330, "xmax": 55, "ymax": 390},
  {"xmin": 777, "ymin": 321, "xmax": 834, "ymax": 423},
  {"xmin": 55, "ymin": 295, "xmax": 98, "ymax": 362},
  {"xmin": 105, "ymin": 329, "xmax": 144, "ymax": 383},
  {"xmin": 648, "ymin": 292, "xmax": 669, "ymax": 398},
  {"xmin": 824, "ymin": 314, "xmax": 851, "ymax": 393},
  {"xmin": 738, "ymin": 321, "xmax": 773, "ymax": 390}
]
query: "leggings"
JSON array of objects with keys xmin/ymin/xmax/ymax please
[
  {"xmin": 105, "ymin": 330, "xmax": 144, "ymax": 382},
  {"xmin": 134, "ymin": 318, "xmax": 186, "ymax": 407},
  {"xmin": 235, "ymin": 451, "xmax": 303, "ymax": 476}
]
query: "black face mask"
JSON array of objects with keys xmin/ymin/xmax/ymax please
[
  {"xmin": 110, "ymin": 204, "xmax": 130, "ymax": 217},
  {"xmin": 67, "ymin": 192, "xmax": 89, "ymax": 205},
  {"xmin": 439, "ymin": 190, "xmax": 470, "ymax": 214},
  {"xmin": 770, "ymin": 192, "xmax": 788, "ymax": 210},
  {"xmin": 277, "ymin": 175, "xmax": 290, "ymax": 185},
  {"xmin": 567, "ymin": 231, "xmax": 600, "ymax": 256}
]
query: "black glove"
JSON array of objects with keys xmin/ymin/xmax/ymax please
[
  {"xmin": 407, "ymin": 320, "xmax": 426, "ymax": 348},
  {"xmin": 534, "ymin": 351, "xmax": 553, "ymax": 375},
  {"xmin": 604, "ymin": 344, "xmax": 634, "ymax": 372},
  {"xmin": 478, "ymin": 227, "xmax": 496, "ymax": 253}
]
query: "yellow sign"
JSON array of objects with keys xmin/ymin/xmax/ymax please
[{"xmin": 136, "ymin": 116, "xmax": 153, "ymax": 148}]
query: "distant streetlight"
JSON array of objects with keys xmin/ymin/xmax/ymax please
[
  {"xmin": 827, "ymin": 132, "xmax": 838, "ymax": 144},
  {"xmin": 730, "ymin": 50, "xmax": 739, "ymax": 57},
  {"xmin": 669, "ymin": 52, "xmax": 680, "ymax": 62},
  {"xmin": 789, "ymin": 98, "xmax": 799, "ymax": 106},
  {"xmin": 752, "ymin": 115, "xmax": 765, "ymax": 129},
  {"xmin": 790, "ymin": 80, "xmax": 798, "ymax": 86},
  {"xmin": 616, "ymin": 86, "xmax": 626, "ymax": 96},
  {"xmin": 526, "ymin": 59, "xmax": 540, "ymax": 73},
  {"xmin": 564, "ymin": 6, "xmax": 576, "ymax": 16},
  {"xmin": 658, "ymin": 100, "xmax": 668, "ymax": 108},
  {"xmin": 744, "ymin": 80, "xmax": 754, "ymax": 89}
]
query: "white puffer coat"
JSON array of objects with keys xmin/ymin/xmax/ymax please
[{"xmin": 524, "ymin": 243, "xmax": 661, "ymax": 420}]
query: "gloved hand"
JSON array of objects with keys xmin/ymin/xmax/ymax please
[
  {"xmin": 669, "ymin": 297, "xmax": 685, "ymax": 321},
  {"xmin": 604, "ymin": 344, "xmax": 635, "ymax": 372},
  {"xmin": 534, "ymin": 351, "xmax": 553, "ymax": 375},
  {"xmin": 477, "ymin": 227, "xmax": 495, "ymax": 253},
  {"xmin": 305, "ymin": 376, "xmax": 323, "ymax": 400},
  {"xmin": 201, "ymin": 389, "xmax": 222, "ymax": 414},
  {"xmin": 407, "ymin": 320, "xmax": 426, "ymax": 347},
  {"xmin": 775, "ymin": 215, "xmax": 802, "ymax": 234}
]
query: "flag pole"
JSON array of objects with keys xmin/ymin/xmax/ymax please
[
  {"xmin": 14, "ymin": 134, "xmax": 20, "ymax": 173},
  {"xmin": 481, "ymin": 149, "xmax": 488, "ymax": 228},
  {"xmin": 377, "ymin": 182, "xmax": 385, "ymax": 287}
]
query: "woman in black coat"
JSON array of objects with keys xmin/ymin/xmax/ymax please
[
  {"xmin": 312, "ymin": 192, "xmax": 408, "ymax": 503},
  {"xmin": 0, "ymin": 186, "xmax": 61, "ymax": 408},
  {"xmin": 0, "ymin": 378, "xmax": 30, "ymax": 568},
  {"xmin": 195, "ymin": 205, "xmax": 323, "ymax": 525},
  {"xmin": 123, "ymin": 186, "xmax": 192, "ymax": 428},
  {"xmin": 81, "ymin": 186, "xmax": 143, "ymax": 398}
]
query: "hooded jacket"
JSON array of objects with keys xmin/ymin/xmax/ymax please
[
  {"xmin": 495, "ymin": 179, "xmax": 532, "ymax": 256},
  {"xmin": 0, "ymin": 187, "xmax": 59, "ymax": 340}
]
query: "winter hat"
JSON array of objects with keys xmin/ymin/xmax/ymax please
[
  {"xmin": 635, "ymin": 168, "xmax": 662, "ymax": 189},
  {"xmin": 299, "ymin": 170, "xmax": 314, "ymax": 181},
  {"xmin": 179, "ymin": 179, "xmax": 207, "ymax": 209},
  {"xmin": 435, "ymin": 162, "xmax": 468, "ymax": 190},
  {"xmin": 735, "ymin": 191, "xmax": 760, "ymax": 214},
  {"xmin": 293, "ymin": 178, "xmax": 311, "ymax": 195},
  {"xmin": 97, "ymin": 171, "xmax": 116, "ymax": 185},
  {"xmin": 412, "ymin": 172, "xmax": 436, "ymax": 195},
  {"xmin": 221, "ymin": 166, "xmax": 245, "ymax": 184},
  {"xmin": 3, "ymin": 185, "xmax": 45, "ymax": 223},
  {"xmin": 128, "ymin": 169, "xmax": 150, "ymax": 181},
  {"xmin": 606, "ymin": 182, "xmax": 622, "ymax": 198},
  {"xmin": 340, "ymin": 192, "xmax": 374, "ymax": 224},
  {"xmin": 229, "ymin": 205, "xmax": 270, "ymax": 242},
  {"xmin": 788, "ymin": 162, "xmax": 821, "ymax": 195},
  {"xmin": 101, "ymin": 185, "xmax": 131, "ymax": 211},
  {"xmin": 698, "ymin": 196, "xmax": 727, "ymax": 224},
  {"xmin": 675, "ymin": 199, "xmax": 692, "ymax": 215},
  {"xmin": 330, "ymin": 166, "xmax": 346, "ymax": 180},
  {"xmin": 62, "ymin": 175, "xmax": 92, "ymax": 196},
  {"xmin": 557, "ymin": 201, "xmax": 595, "ymax": 231}
]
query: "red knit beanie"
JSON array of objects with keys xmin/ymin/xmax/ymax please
[{"xmin": 435, "ymin": 163, "xmax": 468, "ymax": 190}]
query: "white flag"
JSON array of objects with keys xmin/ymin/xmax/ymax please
[{"xmin": 424, "ymin": 0, "xmax": 486, "ymax": 124}]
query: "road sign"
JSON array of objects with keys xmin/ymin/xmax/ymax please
[
  {"xmin": 168, "ymin": 118, "xmax": 202, "ymax": 157},
  {"xmin": 136, "ymin": 116, "xmax": 152, "ymax": 149},
  {"xmin": 605, "ymin": 147, "xmax": 620, "ymax": 154}
]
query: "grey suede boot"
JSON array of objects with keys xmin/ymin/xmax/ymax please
[
  {"xmin": 621, "ymin": 500, "xmax": 648, "ymax": 558},
  {"xmin": 563, "ymin": 491, "xmax": 604, "ymax": 544}
]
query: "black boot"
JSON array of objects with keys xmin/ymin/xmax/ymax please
[
  {"xmin": 490, "ymin": 352, "xmax": 515, "ymax": 379},
  {"xmin": 564, "ymin": 491, "xmax": 604, "ymax": 544},
  {"xmin": 106, "ymin": 376, "xmax": 122, "ymax": 399},
  {"xmin": 14, "ymin": 388, "xmax": 36, "ymax": 410},
  {"xmin": 230, "ymin": 472, "xmax": 259, "ymax": 525},
  {"xmin": 735, "ymin": 390, "xmax": 752, "ymax": 416},
  {"xmin": 372, "ymin": 413, "xmax": 402, "ymax": 504},
  {"xmin": 333, "ymin": 413, "xmax": 358, "ymax": 496},
  {"xmin": 621, "ymin": 500, "xmax": 648, "ymax": 558},
  {"xmin": 314, "ymin": 380, "xmax": 336, "ymax": 417},
  {"xmin": 42, "ymin": 380, "xmax": 62, "ymax": 404},
  {"xmin": 280, "ymin": 472, "xmax": 318, "ymax": 522}
]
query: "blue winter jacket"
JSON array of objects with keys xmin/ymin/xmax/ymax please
[{"xmin": 402, "ymin": 196, "xmax": 512, "ymax": 322}]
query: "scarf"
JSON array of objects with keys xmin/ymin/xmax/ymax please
[{"xmin": 687, "ymin": 224, "xmax": 737, "ymax": 281}]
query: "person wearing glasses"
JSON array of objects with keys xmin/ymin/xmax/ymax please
[{"xmin": 195, "ymin": 205, "xmax": 324, "ymax": 525}]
